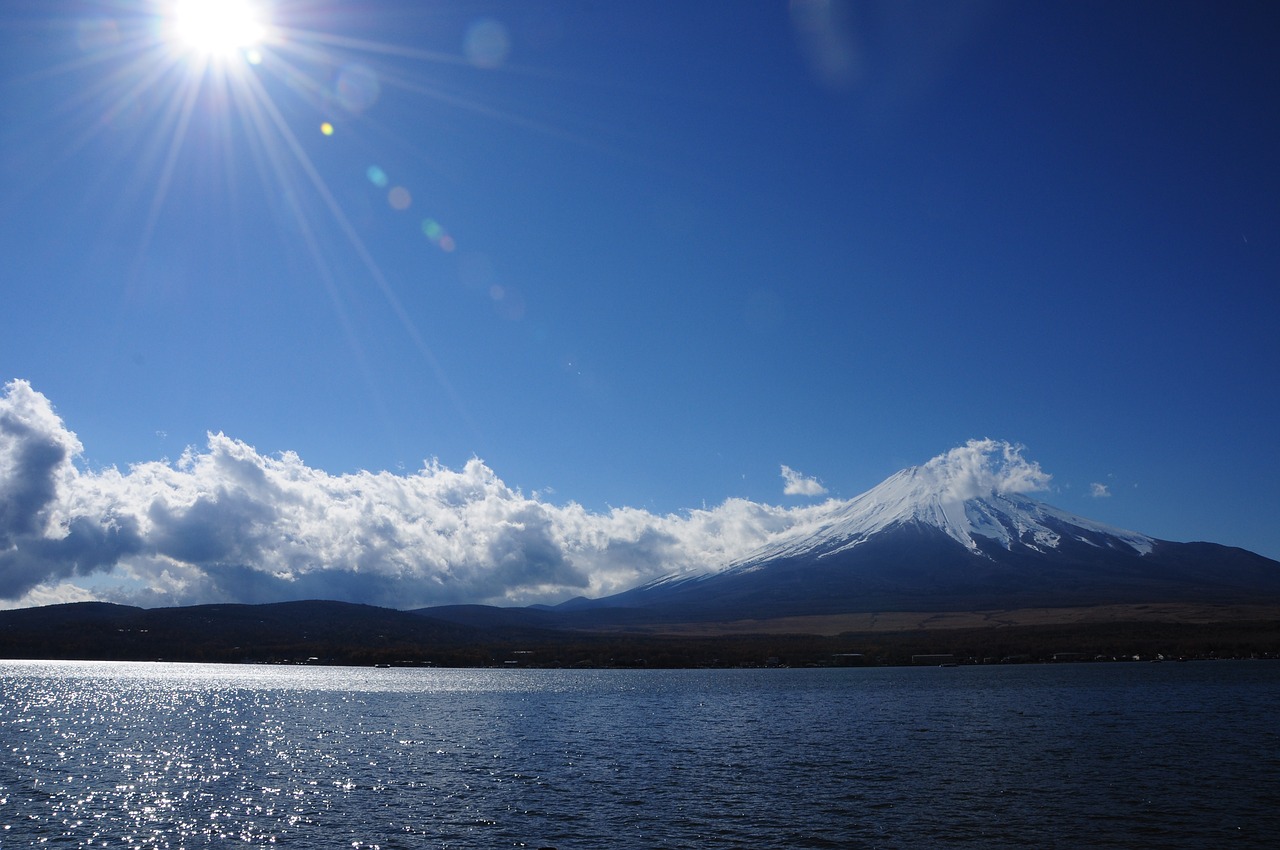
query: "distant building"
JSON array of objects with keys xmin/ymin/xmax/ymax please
[{"xmin": 911, "ymin": 654, "xmax": 956, "ymax": 665}]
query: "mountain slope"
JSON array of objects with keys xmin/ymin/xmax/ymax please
[{"xmin": 560, "ymin": 441, "xmax": 1280, "ymax": 621}]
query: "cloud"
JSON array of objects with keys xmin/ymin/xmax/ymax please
[
  {"xmin": 0, "ymin": 383, "xmax": 1070, "ymax": 611},
  {"xmin": 781, "ymin": 465, "xmax": 828, "ymax": 497},
  {"xmin": 919, "ymin": 439, "xmax": 1051, "ymax": 502},
  {"xmin": 1090, "ymin": 482, "xmax": 1111, "ymax": 498},
  {"xmin": 0, "ymin": 380, "xmax": 819, "ymax": 609},
  {"xmin": 0, "ymin": 380, "xmax": 146, "ymax": 600},
  {"xmin": 0, "ymin": 379, "xmax": 82, "ymax": 541}
]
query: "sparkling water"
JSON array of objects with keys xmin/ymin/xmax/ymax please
[{"xmin": 2, "ymin": 660, "xmax": 1278, "ymax": 848}]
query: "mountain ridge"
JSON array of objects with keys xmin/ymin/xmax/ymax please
[
  {"xmin": 2, "ymin": 443, "xmax": 1277, "ymax": 654},
  {"xmin": 552, "ymin": 441, "xmax": 1280, "ymax": 623},
  {"xmin": 5, "ymin": 597, "xmax": 1280, "ymax": 667},
  {"xmin": 686, "ymin": 441, "xmax": 1154, "ymax": 580}
]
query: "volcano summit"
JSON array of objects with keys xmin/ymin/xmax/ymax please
[{"xmin": 548, "ymin": 441, "xmax": 1280, "ymax": 625}]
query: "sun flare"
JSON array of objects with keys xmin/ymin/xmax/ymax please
[{"xmin": 168, "ymin": 0, "xmax": 267, "ymax": 59}]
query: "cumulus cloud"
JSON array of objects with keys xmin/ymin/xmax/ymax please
[
  {"xmin": 1090, "ymin": 482, "xmax": 1111, "ymax": 498},
  {"xmin": 0, "ymin": 380, "xmax": 819, "ymax": 609},
  {"xmin": 0, "ymin": 383, "xmax": 1065, "ymax": 611},
  {"xmin": 0, "ymin": 381, "xmax": 145, "ymax": 601},
  {"xmin": 781, "ymin": 465, "xmax": 827, "ymax": 497},
  {"xmin": 918, "ymin": 438, "xmax": 1051, "ymax": 502}
]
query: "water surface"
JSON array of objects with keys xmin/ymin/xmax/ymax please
[{"xmin": 2, "ymin": 660, "xmax": 1277, "ymax": 848}]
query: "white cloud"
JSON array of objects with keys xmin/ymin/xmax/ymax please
[
  {"xmin": 0, "ymin": 380, "xmax": 141, "ymax": 603},
  {"xmin": 0, "ymin": 383, "xmax": 1075, "ymax": 611},
  {"xmin": 919, "ymin": 439, "xmax": 1051, "ymax": 502},
  {"xmin": 1090, "ymin": 482, "xmax": 1111, "ymax": 498},
  {"xmin": 0, "ymin": 379, "xmax": 816, "ymax": 609},
  {"xmin": 0, "ymin": 580, "xmax": 100, "ymax": 610},
  {"xmin": 781, "ymin": 464, "xmax": 828, "ymax": 497}
]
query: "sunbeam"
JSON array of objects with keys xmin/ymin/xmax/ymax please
[{"xmin": 19, "ymin": 0, "xmax": 489, "ymax": 436}]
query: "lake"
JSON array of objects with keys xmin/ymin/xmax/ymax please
[{"xmin": 1, "ymin": 660, "xmax": 1277, "ymax": 848}]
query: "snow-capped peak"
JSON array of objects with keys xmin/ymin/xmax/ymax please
[{"xmin": 724, "ymin": 440, "xmax": 1153, "ymax": 571}]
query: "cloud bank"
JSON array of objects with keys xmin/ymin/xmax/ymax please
[
  {"xmin": 0, "ymin": 380, "xmax": 811, "ymax": 609},
  {"xmin": 0, "ymin": 382, "xmax": 1060, "ymax": 610}
]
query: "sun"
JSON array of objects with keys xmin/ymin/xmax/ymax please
[{"xmin": 167, "ymin": 0, "xmax": 267, "ymax": 59}]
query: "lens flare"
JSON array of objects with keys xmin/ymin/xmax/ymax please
[
  {"xmin": 388, "ymin": 186, "xmax": 412, "ymax": 210},
  {"xmin": 335, "ymin": 63, "xmax": 381, "ymax": 113},
  {"xmin": 38, "ymin": 0, "xmax": 499, "ymax": 433},
  {"xmin": 420, "ymin": 218, "xmax": 455, "ymax": 251},
  {"xmin": 464, "ymin": 19, "xmax": 511, "ymax": 69}
]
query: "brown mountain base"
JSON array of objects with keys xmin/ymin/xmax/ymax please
[{"xmin": 605, "ymin": 603, "xmax": 1280, "ymax": 637}]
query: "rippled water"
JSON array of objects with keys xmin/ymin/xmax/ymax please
[{"xmin": 2, "ymin": 660, "xmax": 1278, "ymax": 848}]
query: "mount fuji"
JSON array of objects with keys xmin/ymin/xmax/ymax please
[{"xmin": 550, "ymin": 441, "xmax": 1280, "ymax": 623}]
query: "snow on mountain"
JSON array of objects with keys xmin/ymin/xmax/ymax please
[
  {"xmin": 554, "ymin": 440, "xmax": 1280, "ymax": 620},
  {"xmin": 698, "ymin": 440, "xmax": 1154, "ymax": 581}
]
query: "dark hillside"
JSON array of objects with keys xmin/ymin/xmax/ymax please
[
  {"xmin": 3, "ymin": 600, "xmax": 1278, "ymax": 667},
  {"xmin": 0, "ymin": 600, "xmax": 492, "ymax": 664}
]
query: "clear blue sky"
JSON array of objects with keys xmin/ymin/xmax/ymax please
[{"xmin": 1, "ymin": 1, "xmax": 1277, "ymax": 608}]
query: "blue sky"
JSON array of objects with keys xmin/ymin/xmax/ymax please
[{"xmin": 1, "ymin": 1, "xmax": 1277, "ymax": 608}]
